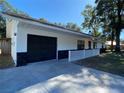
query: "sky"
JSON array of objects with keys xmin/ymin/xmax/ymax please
[
  {"xmin": 7, "ymin": 0, "xmax": 95, "ymax": 25},
  {"xmin": 121, "ymin": 30, "xmax": 124, "ymax": 40},
  {"xmin": 7, "ymin": 0, "xmax": 124, "ymax": 39}
]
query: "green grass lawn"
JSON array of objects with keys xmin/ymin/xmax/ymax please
[
  {"xmin": 0, "ymin": 55, "xmax": 14, "ymax": 69},
  {"xmin": 75, "ymin": 52, "xmax": 124, "ymax": 77}
]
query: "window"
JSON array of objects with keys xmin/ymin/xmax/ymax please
[
  {"xmin": 93, "ymin": 42, "xmax": 97, "ymax": 49},
  {"xmin": 77, "ymin": 40, "xmax": 85, "ymax": 50},
  {"xmin": 88, "ymin": 41, "xmax": 91, "ymax": 49}
]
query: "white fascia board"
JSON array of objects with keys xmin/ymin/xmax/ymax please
[{"xmin": 2, "ymin": 13, "xmax": 93, "ymax": 39}]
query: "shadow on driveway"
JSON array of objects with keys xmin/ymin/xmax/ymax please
[{"xmin": 0, "ymin": 59, "xmax": 124, "ymax": 93}]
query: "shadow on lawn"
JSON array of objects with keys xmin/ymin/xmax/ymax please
[{"xmin": 74, "ymin": 52, "xmax": 124, "ymax": 77}]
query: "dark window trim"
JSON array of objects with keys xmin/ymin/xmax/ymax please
[
  {"xmin": 93, "ymin": 42, "xmax": 97, "ymax": 49},
  {"xmin": 88, "ymin": 41, "xmax": 91, "ymax": 49},
  {"xmin": 77, "ymin": 40, "xmax": 85, "ymax": 50}
]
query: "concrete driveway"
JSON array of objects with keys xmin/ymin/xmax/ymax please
[{"xmin": 0, "ymin": 59, "xmax": 124, "ymax": 93}]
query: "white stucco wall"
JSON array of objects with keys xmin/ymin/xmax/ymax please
[
  {"xmin": 6, "ymin": 19, "xmax": 19, "ymax": 65},
  {"xmin": 6, "ymin": 20, "xmax": 13, "ymax": 38},
  {"xmin": 6, "ymin": 18, "xmax": 94, "ymax": 65},
  {"xmin": 17, "ymin": 22, "xmax": 92, "ymax": 53}
]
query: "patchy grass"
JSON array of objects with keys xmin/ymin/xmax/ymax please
[
  {"xmin": 0, "ymin": 55, "xmax": 15, "ymax": 69},
  {"xmin": 74, "ymin": 52, "xmax": 124, "ymax": 77}
]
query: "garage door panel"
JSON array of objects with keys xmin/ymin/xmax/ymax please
[{"xmin": 27, "ymin": 34, "xmax": 57, "ymax": 63}]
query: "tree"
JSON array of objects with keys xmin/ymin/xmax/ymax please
[
  {"xmin": 39, "ymin": 18, "xmax": 48, "ymax": 23},
  {"xmin": 53, "ymin": 22, "xmax": 81, "ymax": 32},
  {"xmin": 66, "ymin": 22, "xmax": 81, "ymax": 32},
  {"xmin": 54, "ymin": 22, "xmax": 66, "ymax": 27},
  {"xmin": 0, "ymin": 0, "xmax": 9, "ymax": 38},
  {"xmin": 81, "ymin": 5, "xmax": 101, "ymax": 37},
  {"xmin": 0, "ymin": 16, "xmax": 5, "ymax": 38},
  {"xmin": 0, "ymin": 0, "xmax": 28, "ymax": 38},
  {"xmin": 95, "ymin": 0, "xmax": 124, "ymax": 52},
  {"xmin": 0, "ymin": 0, "xmax": 17, "ymax": 13},
  {"xmin": 102, "ymin": 21, "xmax": 116, "ymax": 52},
  {"xmin": 0, "ymin": 0, "xmax": 28, "ymax": 15}
]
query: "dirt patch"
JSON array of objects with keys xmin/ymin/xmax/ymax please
[{"xmin": 0, "ymin": 55, "xmax": 15, "ymax": 69}]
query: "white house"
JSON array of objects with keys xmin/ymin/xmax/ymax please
[{"xmin": 1, "ymin": 12, "xmax": 103, "ymax": 66}]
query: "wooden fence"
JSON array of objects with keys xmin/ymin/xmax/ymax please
[{"xmin": 0, "ymin": 38, "xmax": 11, "ymax": 55}]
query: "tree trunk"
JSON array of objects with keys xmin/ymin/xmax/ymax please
[
  {"xmin": 111, "ymin": 40, "xmax": 114, "ymax": 52},
  {"xmin": 115, "ymin": 28, "xmax": 121, "ymax": 52},
  {"xmin": 111, "ymin": 29, "xmax": 114, "ymax": 52},
  {"xmin": 115, "ymin": 0, "xmax": 122, "ymax": 53}
]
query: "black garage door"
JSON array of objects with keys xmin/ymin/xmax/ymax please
[{"xmin": 27, "ymin": 34, "xmax": 57, "ymax": 63}]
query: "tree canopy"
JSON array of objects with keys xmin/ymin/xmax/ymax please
[
  {"xmin": 95, "ymin": 0, "xmax": 124, "ymax": 52},
  {"xmin": 0, "ymin": 0, "xmax": 29, "ymax": 38},
  {"xmin": 0, "ymin": 0, "xmax": 16, "ymax": 12},
  {"xmin": 0, "ymin": 16, "xmax": 5, "ymax": 38},
  {"xmin": 81, "ymin": 5, "xmax": 101, "ymax": 37},
  {"xmin": 53, "ymin": 22, "xmax": 81, "ymax": 32},
  {"xmin": 66, "ymin": 23, "xmax": 81, "ymax": 32}
]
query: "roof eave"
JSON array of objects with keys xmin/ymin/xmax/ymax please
[{"xmin": 1, "ymin": 13, "xmax": 93, "ymax": 38}]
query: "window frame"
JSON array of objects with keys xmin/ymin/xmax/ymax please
[
  {"xmin": 93, "ymin": 42, "xmax": 97, "ymax": 49},
  {"xmin": 77, "ymin": 40, "xmax": 85, "ymax": 50},
  {"xmin": 88, "ymin": 41, "xmax": 91, "ymax": 49}
]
